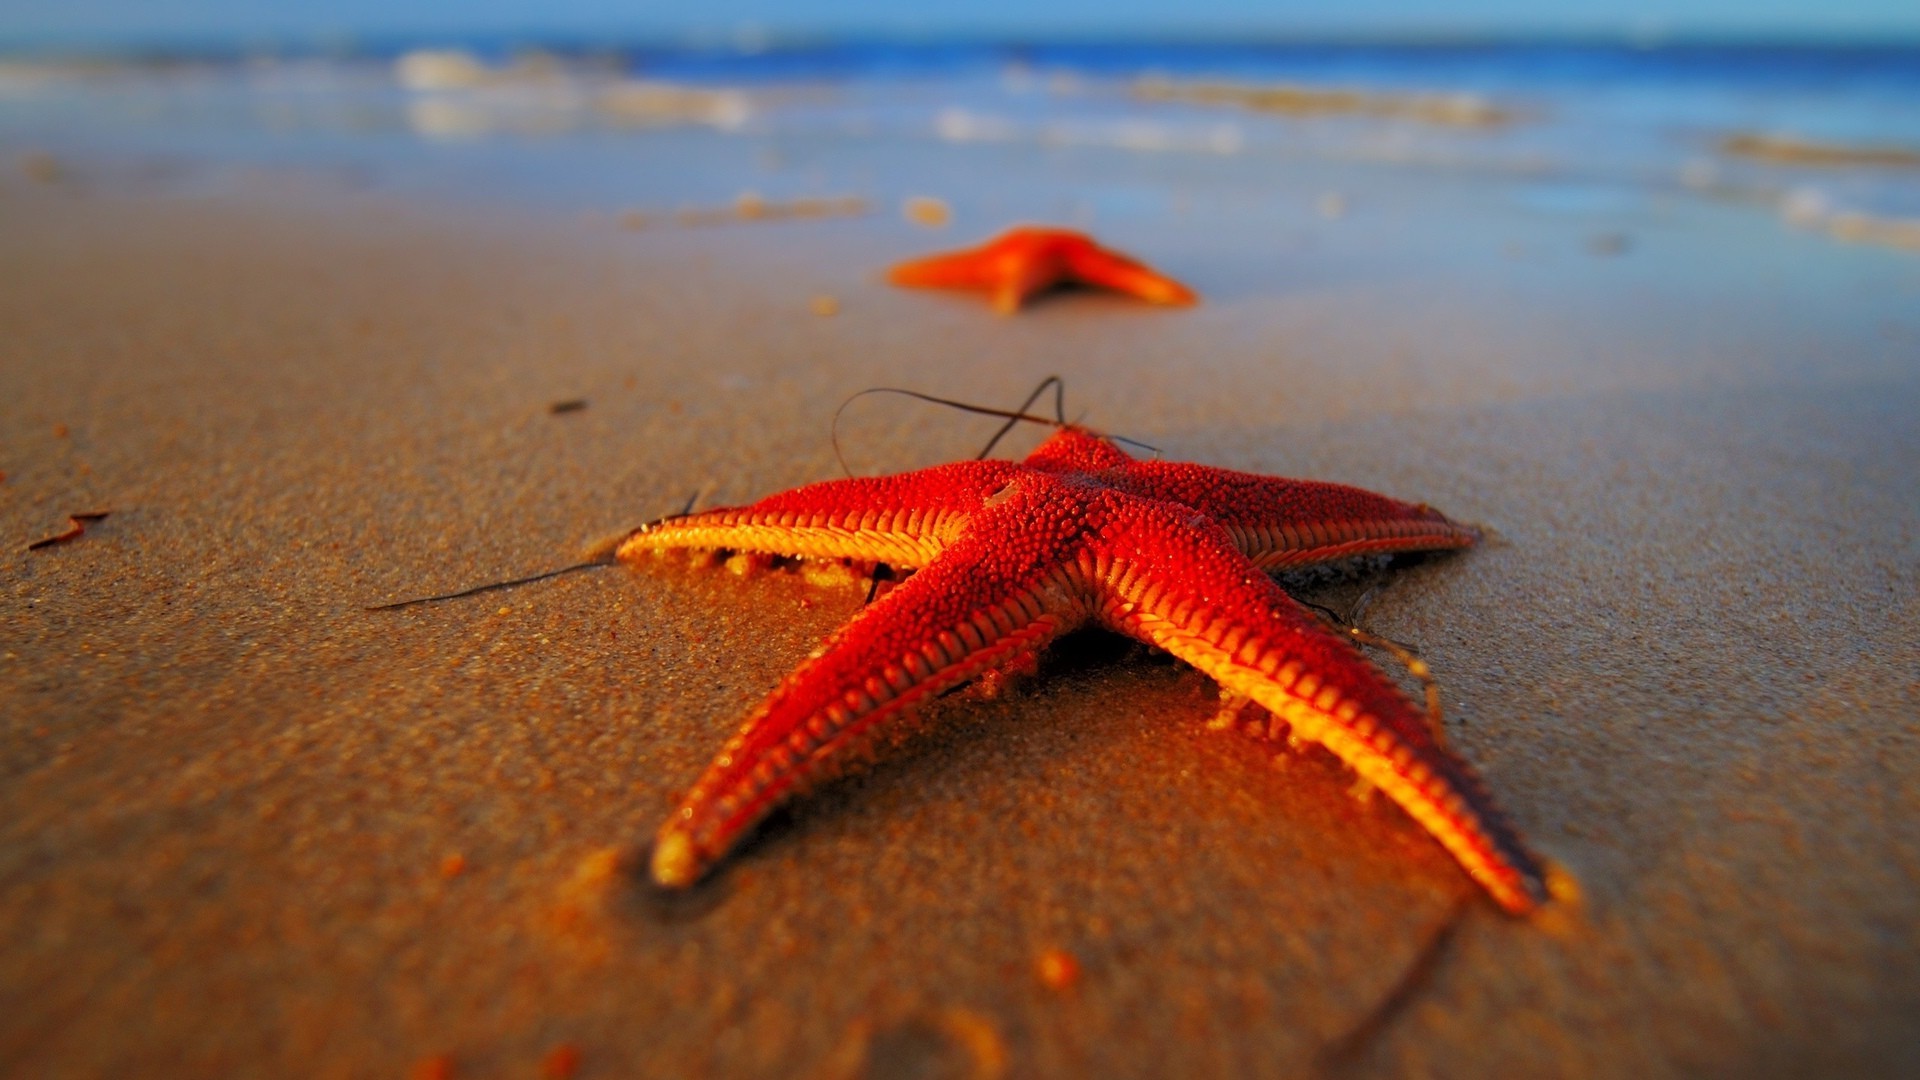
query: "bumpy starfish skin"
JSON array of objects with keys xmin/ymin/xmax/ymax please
[
  {"xmin": 619, "ymin": 428, "xmax": 1549, "ymax": 914},
  {"xmin": 887, "ymin": 226, "xmax": 1199, "ymax": 313}
]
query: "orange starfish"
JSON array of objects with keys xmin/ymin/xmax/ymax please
[
  {"xmin": 887, "ymin": 226, "xmax": 1199, "ymax": 314},
  {"xmin": 620, "ymin": 421, "xmax": 1548, "ymax": 915}
]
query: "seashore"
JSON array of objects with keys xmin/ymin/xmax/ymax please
[{"xmin": 2, "ymin": 166, "xmax": 1919, "ymax": 1076}]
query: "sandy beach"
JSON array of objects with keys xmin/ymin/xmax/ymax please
[{"xmin": 3, "ymin": 102, "xmax": 1919, "ymax": 1079}]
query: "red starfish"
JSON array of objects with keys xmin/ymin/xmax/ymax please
[
  {"xmin": 620, "ymin": 425, "xmax": 1548, "ymax": 914},
  {"xmin": 887, "ymin": 226, "xmax": 1199, "ymax": 314}
]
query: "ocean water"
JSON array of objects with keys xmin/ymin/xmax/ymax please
[{"xmin": 3, "ymin": 40, "xmax": 1918, "ymax": 248}]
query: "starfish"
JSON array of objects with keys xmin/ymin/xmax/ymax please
[
  {"xmin": 887, "ymin": 226, "xmax": 1199, "ymax": 314},
  {"xmin": 619, "ymin": 422, "xmax": 1548, "ymax": 915}
]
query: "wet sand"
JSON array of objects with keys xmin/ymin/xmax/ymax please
[{"xmin": 3, "ymin": 178, "xmax": 1918, "ymax": 1078}]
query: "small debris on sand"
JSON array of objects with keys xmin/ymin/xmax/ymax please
[
  {"xmin": 1588, "ymin": 232, "xmax": 1631, "ymax": 256},
  {"xmin": 1036, "ymin": 947, "xmax": 1082, "ymax": 992},
  {"xmin": 548, "ymin": 846, "xmax": 634, "ymax": 951},
  {"xmin": 569, "ymin": 847, "xmax": 625, "ymax": 890},
  {"xmin": 539, "ymin": 1042, "xmax": 582, "ymax": 1079},
  {"xmin": 408, "ymin": 1053, "xmax": 457, "ymax": 1080},
  {"xmin": 735, "ymin": 191, "xmax": 770, "ymax": 220},
  {"xmin": 797, "ymin": 559, "xmax": 869, "ymax": 590},
  {"xmin": 548, "ymin": 399, "xmax": 588, "ymax": 414},
  {"xmin": 27, "ymin": 510, "xmax": 111, "ymax": 552},
  {"xmin": 637, "ymin": 194, "xmax": 869, "ymax": 229},
  {"xmin": 19, "ymin": 150, "xmax": 63, "ymax": 184},
  {"xmin": 904, "ymin": 196, "xmax": 953, "ymax": 228}
]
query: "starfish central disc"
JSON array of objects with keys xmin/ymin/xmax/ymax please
[{"xmin": 619, "ymin": 426, "xmax": 1548, "ymax": 915}]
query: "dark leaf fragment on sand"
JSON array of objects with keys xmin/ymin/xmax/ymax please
[{"xmin": 27, "ymin": 510, "xmax": 111, "ymax": 551}]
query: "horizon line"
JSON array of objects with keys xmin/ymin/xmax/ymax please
[{"xmin": 8, "ymin": 25, "xmax": 1920, "ymax": 59}]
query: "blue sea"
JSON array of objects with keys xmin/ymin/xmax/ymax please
[{"xmin": 4, "ymin": 39, "xmax": 1918, "ymax": 246}]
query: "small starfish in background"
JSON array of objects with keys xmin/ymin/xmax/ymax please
[
  {"xmin": 620, "ymin": 399, "xmax": 1549, "ymax": 915},
  {"xmin": 887, "ymin": 226, "xmax": 1199, "ymax": 314}
]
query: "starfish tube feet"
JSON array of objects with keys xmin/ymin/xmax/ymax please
[{"xmin": 617, "ymin": 462, "xmax": 1028, "ymax": 570}]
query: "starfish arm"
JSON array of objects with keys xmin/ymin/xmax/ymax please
[
  {"xmin": 1062, "ymin": 244, "xmax": 1198, "ymax": 306},
  {"xmin": 650, "ymin": 513, "xmax": 1090, "ymax": 888},
  {"xmin": 617, "ymin": 460, "xmax": 1023, "ymax": 569},
  {"xmin": 885, "ymin": 247, "xmax": 1003, "ymax": 290},
  {"xmin": 1112, "ymin": 461, "xmax": 1478, "ymax": 570},
  {"xmin": 887, "ymin": 243, "xmax": 1066, "ymax": 314},
  {"xmin": 1089, "ymin": 502, "xmax": 1545, "ymax": 914}
]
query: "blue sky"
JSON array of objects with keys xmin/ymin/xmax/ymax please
[{"xmin": 5, "ymin": 0, "xmax": 1918, "ymax": 46}]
